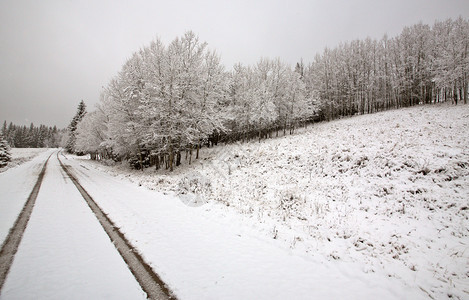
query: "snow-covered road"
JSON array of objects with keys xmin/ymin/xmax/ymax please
[
  {"xmin": 0, "ymin": 152, "xmax": 146, "ymax": 299},
  {"xmin": 0, "ymin": 149, "xmax": 55, "ymax": 245}
]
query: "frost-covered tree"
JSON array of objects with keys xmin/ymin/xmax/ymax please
[
  {"xmin": 75, "ymin": 105, "xmax": 110, "ymax": 160},
  {"xmin": 250, "ymin": 58, "xmax": 278, "ymax": 137},
  {"xmin": 100, "ymin": 31, "xmax": 227, "ymax": 170},
  {"xmin": 305, "ymin": 17, "xmax": 468, "ymax": 121},
  {"xmin": 226, "ymin": 63, "xmax": 253, "ymax": 140},
  {"xmin": 226, "ymin": 58, "xmax": 313, "ymax": 140},
  {"xmin": 432, "ymin": 17, "xmax": 469, "ymax": 104},
  {"xmin": 66, "ymin": 100, "xmax": 87, "ymax": 154},
  {"xmin": 0, "ymin": 134, "xmax": 11, "ymax": 168},
  {"xmin": 284, "ymin": 67, "xmax": 314, "ymax": 131}
]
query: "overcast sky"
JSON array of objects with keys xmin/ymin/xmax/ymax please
[{"xmin": 1, "ymin": 0, "xmax": 468, "ymax": 128}]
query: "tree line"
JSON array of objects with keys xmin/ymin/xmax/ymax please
[
  {"xmin": 74, "ymin": 32, "xmax": 316, "ymax": 170},
  {"xmin": 1, "ymin": 121, "xmax": 62, "ymax": 148},
  {"xmin": 73, "ymin": 18, "xmax": 468, "ymax": 170},
  {"xmin": 306, "ymin": 17, "xmax": 468, "ymax": 121}
]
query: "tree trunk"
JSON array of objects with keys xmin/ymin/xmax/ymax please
[
  {"xmin": 189, "ymin": 145, "xmax": 192, "ymax": 165},
  {"xmin": 176, "ymin": 151, "xmax": 181, "ymax": 166},
  {"xmin": 454, "ymin": 84, "xmax": 458, "ymax": 105},
  {"xmin": 137, "ymin": 144, "xmax": 143, "ymax": 171},
  {"xmin": 169, "ymin": 150, "xmax": 174, "ymax": 172},
  {"xmin": 464, "ymin": 80, "xmax": 468, "ymax": 104}
]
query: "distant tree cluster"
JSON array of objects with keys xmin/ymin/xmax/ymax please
[
  {"xmin": 1, "ymin": 121, "xmax": 61, "ymax": 148},
  {"xmin": 305, "ymin": 17, "xmax": 468, "ymax": 120},
  {"xmin": 75, "ymin": 18, "xmax": 468, "ymax": 170}
]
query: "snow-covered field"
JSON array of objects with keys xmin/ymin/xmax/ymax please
[
  {"xmin": 10, "ymin": 148, "xmax": 50, "ymax": 162},
  {"xmin": 0, "ymin": 148, "xmax": 51, "ymax": 173},
  {"xmin": 78, "ymin": 103, "xmax": 469, "ymax": 299}
]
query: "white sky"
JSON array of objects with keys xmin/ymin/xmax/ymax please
[{"xmin": 1, "ymin": 0, "xmax": 468, "ymax": 128}]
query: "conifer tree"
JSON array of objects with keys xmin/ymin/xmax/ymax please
[
  {"xmin": 0, "ymin": 134, "xmax": 11, "ymax": 168},
  {"xmin": 66, "ymin": 100, "xmax": 87, "ymax": 154},
  {"xmin": 2, "ymin": 121, "xmax": 6, "ymax": 136}
]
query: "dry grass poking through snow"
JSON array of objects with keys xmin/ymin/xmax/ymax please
[{"xmin": 85, "ymin": 104, "xmax": 469, "ymax": 299}]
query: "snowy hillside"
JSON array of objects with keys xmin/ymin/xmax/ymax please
[{"xmin": 80, "ymin": 104, "xmax": 469, "ymax": 299}]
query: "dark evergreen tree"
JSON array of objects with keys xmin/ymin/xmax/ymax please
[
  {"xmin": 28, "ymin": 123, "xmax": 36, "ymax": 147},
  {"xmin": 0, "ymin": 134, "xmax": 11, "ymax": 168},
  {"xmin": 66, "ymin": 100, "xmax": 87, "ymax": 154},
  {"xmin": 6, "ymin": 122, "xmax": 14, "ymax": 147},
  {"xmin": 2, "ymin": 121, "xmax": 6, "ymax": 136}
]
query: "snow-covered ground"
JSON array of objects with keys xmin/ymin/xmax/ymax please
[
  {"xmin": 9, "ymin": 148, "xmax": 50, "ymax": 160},
  {"xmin": 0, "ymin": 148, "xmax": 51, "ymax": 173},
  {"xmin": 77, "ymin": 103, "xmax": 469, "ymax": 299}
]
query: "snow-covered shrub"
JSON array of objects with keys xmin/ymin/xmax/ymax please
[
  {"xmin": 100, "ymin": 159, "xmax": 117, "ymax": 166},
  {"xmin": 177, "ymin": 171, "xmax": 211, "ymax": 206},
  {"xmin": 0, "ymin": 135, "xmax": 11, "ymax": 168},
  {"xmin": 414, "ymin": 159, "xmax": 431, "ymax": 176},
  {"xmin": 354, "ymin": 155, "xmax": 368, "ymax": 168},
  {"xmin": 278, "ymin": 190, "xmax": 306, "ymax": 221}
]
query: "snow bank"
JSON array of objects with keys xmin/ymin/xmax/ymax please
[{"xmin": 76, "ymin": 104, "xmax": 469, "ymax": 299}]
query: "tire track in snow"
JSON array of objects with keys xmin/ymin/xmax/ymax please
[
  {"xmin": 0, "ymin": 151, "xmax": 53, "ymax": 290},
  {"xmin": 57, "ymin": 152, "xmax": 174, "ymax": 300}
]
